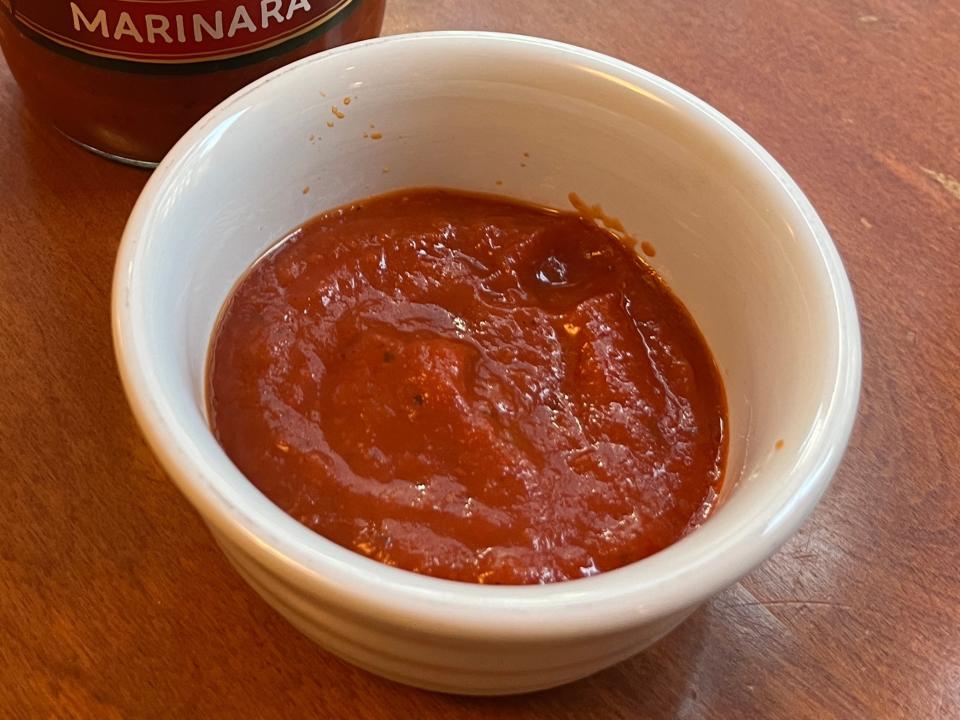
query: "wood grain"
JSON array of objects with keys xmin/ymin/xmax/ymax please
[{"xmin": 2, "ymin": 1, "xmax": 958, "ymax": 718}]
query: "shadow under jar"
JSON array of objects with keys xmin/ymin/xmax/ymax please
[{"xmin": 0, "ymin": 0, "xmax": 385, "ymax": 166}]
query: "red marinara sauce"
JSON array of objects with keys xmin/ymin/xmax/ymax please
[
  {"xmin": 208, "ymin": 189, "xmax": 728, "ymax": 584},
  {"xmin": 0, "ymin": 1, "xmax": 384, "ymax": 165}
]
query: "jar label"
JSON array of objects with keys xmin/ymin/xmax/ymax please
[{"xmin": 4, "ymin": 0, "xmax": 355, "ymax": 63}]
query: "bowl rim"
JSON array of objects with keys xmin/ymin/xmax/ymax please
[{"xmin": 112, "ymin": 30, "xmax": 862, "ymax": 640}]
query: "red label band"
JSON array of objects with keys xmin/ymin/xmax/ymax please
[{"xmin": 7, "ymin": 0, "xmax": 353, "ymax": 63}]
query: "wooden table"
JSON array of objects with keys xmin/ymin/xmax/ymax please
[{"xmin": 2, "ymin": 1, "xmax": 958, "ymax": 717}]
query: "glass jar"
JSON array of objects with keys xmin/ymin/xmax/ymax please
[{"xmin": 0, "ymin": 1, "xmax": 386, "ymax": 166}]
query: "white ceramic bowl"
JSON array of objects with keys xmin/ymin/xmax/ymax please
[{"xmin": 113, "ymin": 31, "xmax": 861, "ymax": 695}]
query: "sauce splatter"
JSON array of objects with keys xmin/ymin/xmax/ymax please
[{"xmin": 568, "ymin": 192, "xmax": 628, "ymax": 234}]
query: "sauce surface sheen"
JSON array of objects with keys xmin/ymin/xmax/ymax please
[{"xmin": 208, "ymin": 189, "xmax": 727, "ymax": 584}]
